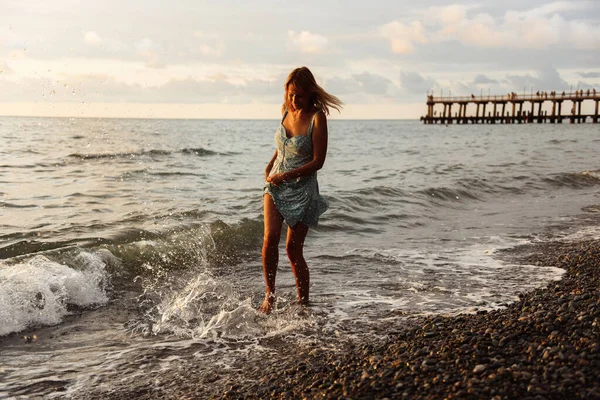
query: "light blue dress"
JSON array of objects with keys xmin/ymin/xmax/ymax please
[{"xmin": 264, "ymin": 110, "xmax": 329, "ymax": 228}]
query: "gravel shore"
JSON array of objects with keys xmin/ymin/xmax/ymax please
[{"xmin": 82, "ymin": 238, "xmax": 600, "ymax": 399}]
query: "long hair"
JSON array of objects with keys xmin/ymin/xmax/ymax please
[{"xmin": 284, "ymin": 67, "xmax": 343, "ymax": 115}]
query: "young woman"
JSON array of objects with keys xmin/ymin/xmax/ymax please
[{"xmin": 260, "ymin": 67, "xmax": 342, "ymax": 314}]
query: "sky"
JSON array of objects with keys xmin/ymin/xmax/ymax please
[{"xmin": 1, "ymin": 0, "xmax": 599, "ymax": 119}]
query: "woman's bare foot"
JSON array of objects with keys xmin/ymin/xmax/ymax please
[
  {"xmin": 258, "ymin": 293, "xmax": 276, "ymax": 315},
  {"xmin": 298, "ymin": 297, "xmax": 309, "ymax": 306}
]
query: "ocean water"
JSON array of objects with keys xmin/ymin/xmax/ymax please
[{"xmin": 1, "ymin": 117, "xmax": 600, "ymax": 397}]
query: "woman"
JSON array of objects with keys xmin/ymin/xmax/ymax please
[{"xmin": 260, "ymin": 67, "xmax": 342, "ymax": 314}]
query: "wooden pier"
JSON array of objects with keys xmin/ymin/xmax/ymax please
[{"xmin": 421, "ymin": 90, "xmax": 600, "ymax": 124}]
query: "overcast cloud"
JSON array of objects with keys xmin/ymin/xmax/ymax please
[{"xmin": 0, "ymin": 0, "xmax": 599, "ymax": 118}]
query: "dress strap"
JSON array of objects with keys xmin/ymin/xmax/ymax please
[
  {"xmin": 281, "ymin": 109, "xmax": 288, "ymax": 123},
  {"xmin": 307, "ymin": 110, "xmax": 321, "ymax": 137}
]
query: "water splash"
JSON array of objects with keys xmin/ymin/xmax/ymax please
[{"xmin": 0, "ymin": 250, "xmax": 112, "ymax": 336}]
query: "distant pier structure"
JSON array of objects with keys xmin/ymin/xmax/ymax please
[{"xmin": 421, "ymin": 89, "xmax": 600, "ymax": 124}]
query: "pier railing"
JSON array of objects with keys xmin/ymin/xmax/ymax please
[
  {"xmin": 422, "ymin": 89, "xmax": 600, "ymax": 124},
  {"xmin": 428, "ymin": 91, "xmax": 600, "ymax": 103}
]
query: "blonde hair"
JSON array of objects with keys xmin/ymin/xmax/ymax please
[{"xmin": 284, "ymin": 67, "xmax": 343, "ymax": 116}]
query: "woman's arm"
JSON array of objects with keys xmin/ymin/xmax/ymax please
[
  {"xmin": 265, "ymin": 150, "xmax": 278, "ymax": 180},
  {"xmin": 267, "ymin": 112, "xmax": 328, "ymax": 185},
  {"xmin": 264, "ymin": 105, "xmax": 287, "ymax": 181}
]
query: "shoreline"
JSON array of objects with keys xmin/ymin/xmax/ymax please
[
  {"xmin": 69, "ymin": 237, "xmax": 600, "ymax": 399},
  {"xmin": 214, "ymin": 239, "xmax": 600, "ymax": 399},
  {"xmin": 95, "ymin": 238, "xmax": 599, "ymax": 399}
]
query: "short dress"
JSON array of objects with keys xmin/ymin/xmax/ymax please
[{"xmin": 264, "ymin": 110, "xmax": 329, "ymax": 228}]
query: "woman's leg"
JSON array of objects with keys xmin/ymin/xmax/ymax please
[
  {"xmin": 285, "ymin": 222, "xmax": 310, "ymax": 305},
  {"xmin": 259, "ymin": 194, "xmax": 283, "ymax": 314}
]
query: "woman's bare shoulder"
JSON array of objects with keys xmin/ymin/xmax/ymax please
[{"xmin": 313, "ymin": 109, "xmax": 327, "ymax": 125}]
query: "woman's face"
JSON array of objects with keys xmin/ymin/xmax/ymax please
[{"xmin": 287, "ymin": 83, "xmax": 310, "ymax": 111}]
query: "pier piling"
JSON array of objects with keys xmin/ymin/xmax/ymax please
[{"xmin": 422, "ymin": 90, "xmax": 599, "ymax": 124}]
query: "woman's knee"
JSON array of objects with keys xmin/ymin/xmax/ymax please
[
  {"xmin": 263, "ymin": 231, "xmax": 280, "ymax": 249},
  {"xmin": 285, "ymin": 240, "xmax": 303, "ymax": 261}
]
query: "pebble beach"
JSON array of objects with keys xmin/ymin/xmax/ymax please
[{"xmin": 75, "ymin": 237, "xmax": 600, "ymax": 400}]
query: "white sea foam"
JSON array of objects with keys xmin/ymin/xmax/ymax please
[
  {"xmin": 327, "ymin": 238, "xmax": 565, "ymax": 320},
  {"xmin": 191, "ymin": 301, "xmax": 263, "ymax": 339},
  {"xmin": 581, "ymin": 169, "xmax": 600, "ymax": 180},
  {"xmin": 0, "ymin": 251, "xmax": 110, "ymax": 336},
  {"xmin": 146, "ymin": 271, "xmax": 316, "ymax": 341},
  {"xmin": 556, "ymin": 224, "xmax": 600, "ymax": 241}
]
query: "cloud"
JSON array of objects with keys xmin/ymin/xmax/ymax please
[
  {"xmin": 128, "ymin": 76, "xmax": 278, "ymax": 103},
  {"xmin": 0, "ymin": 26, "xmax": 27, "ymax": 51},
  {"xmin": 193, "ymin": 31, "xmax": 224, "ymax": 57},
  {"xmin": 83, "ymin": 31, "xmax": 102, "ymax": 46},
  {"xmin": 199, "ymin": 43, "xmax": 223, "ymax": 57},
  {"xmin": 505, "ymin": 66, "xmax": 570, "ymax": 91},
  {"xmin": 136, "ymin": 38, "xmax": 165, "ymax": 68},
  {"xmin": 322, "ymin": 76, "xmax": 363, "ymax": 97},
  {"xmin": 473, "ymin": 74, "xmax": 498, "ymax": 85},
  {"xmin": 318, "ymin": 72, "xmax": 408, "ymax": 104},
  {"xmin": 321, "ymin": 71, "xmax": 441, "ymax": 102},
  {"xmin": 578, "ymin": 72, "xmax": 600, "ymax": 78},
  {"xmin": 287, "ymin": 30, "xmax": 328, "ymax": 54},
  {"xmin": 432, "ymin": 66, "xmax": 598, "ymax": 99},
  {"xmin": 400, "ymin": 71, "xmax": 438, "ymax": 94},
  {"xmin": 2, "ymin": 1, "xmax": 598, "ymax": 118},
  {"xmin": 517, "ymin": 1, "xmax": 593, "ymax": 18},
  {"xmin": 0, "ymin": 60, "xmax": 12, "ymax": 74},
  {"xmin": 380, "ymin": 21, "xmax": 428, "ymax": 54},
  {"xmin": 193, "ymin": 31, "xmax": 220, "ymax": 39},
  {"xmin": 137, "ymin": 38, "xmax": 159, "ymax": 54},
  {"xmin": 0, "ymin": 72, "xmax": 281, "ymax": 104},
  {"xmin": 8, "ymin": 49, "xmax": 28, "ymax": 60},
  {"xmin": 575, "ymin": 81, "xmax": 598, "ymax": 90},
  {"xmin": 431, "ymin": 4, "xmax": 471, "ymax": 33},
  {"xmin": 352, "ymin": 72, "xmax": 395, "ymax": 95},
  {"xmin": 382, "ymin": 2, "xmax": 600, "ymax": 53}
]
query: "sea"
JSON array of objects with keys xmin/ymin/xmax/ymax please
[{"xmin": 1, "ymin": 117, "xmax": 599, "ymax": 398}]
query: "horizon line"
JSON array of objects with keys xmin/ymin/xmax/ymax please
[
  {"xmin": 0, "ymin": 102, "xmax": 425, "ymax": 120},
  {"xmin": 0, "ymin": 114, "xmax": 419, "ymax": 121}
]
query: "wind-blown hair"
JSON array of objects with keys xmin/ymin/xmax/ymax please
[{"xmin": 284, "ymin": 67, "xmax": 343, "ymax": 116}]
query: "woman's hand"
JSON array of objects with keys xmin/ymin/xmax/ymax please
[{"xmin": 266, "ymin": 173, "xmax": 285, "ymax": 186}]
